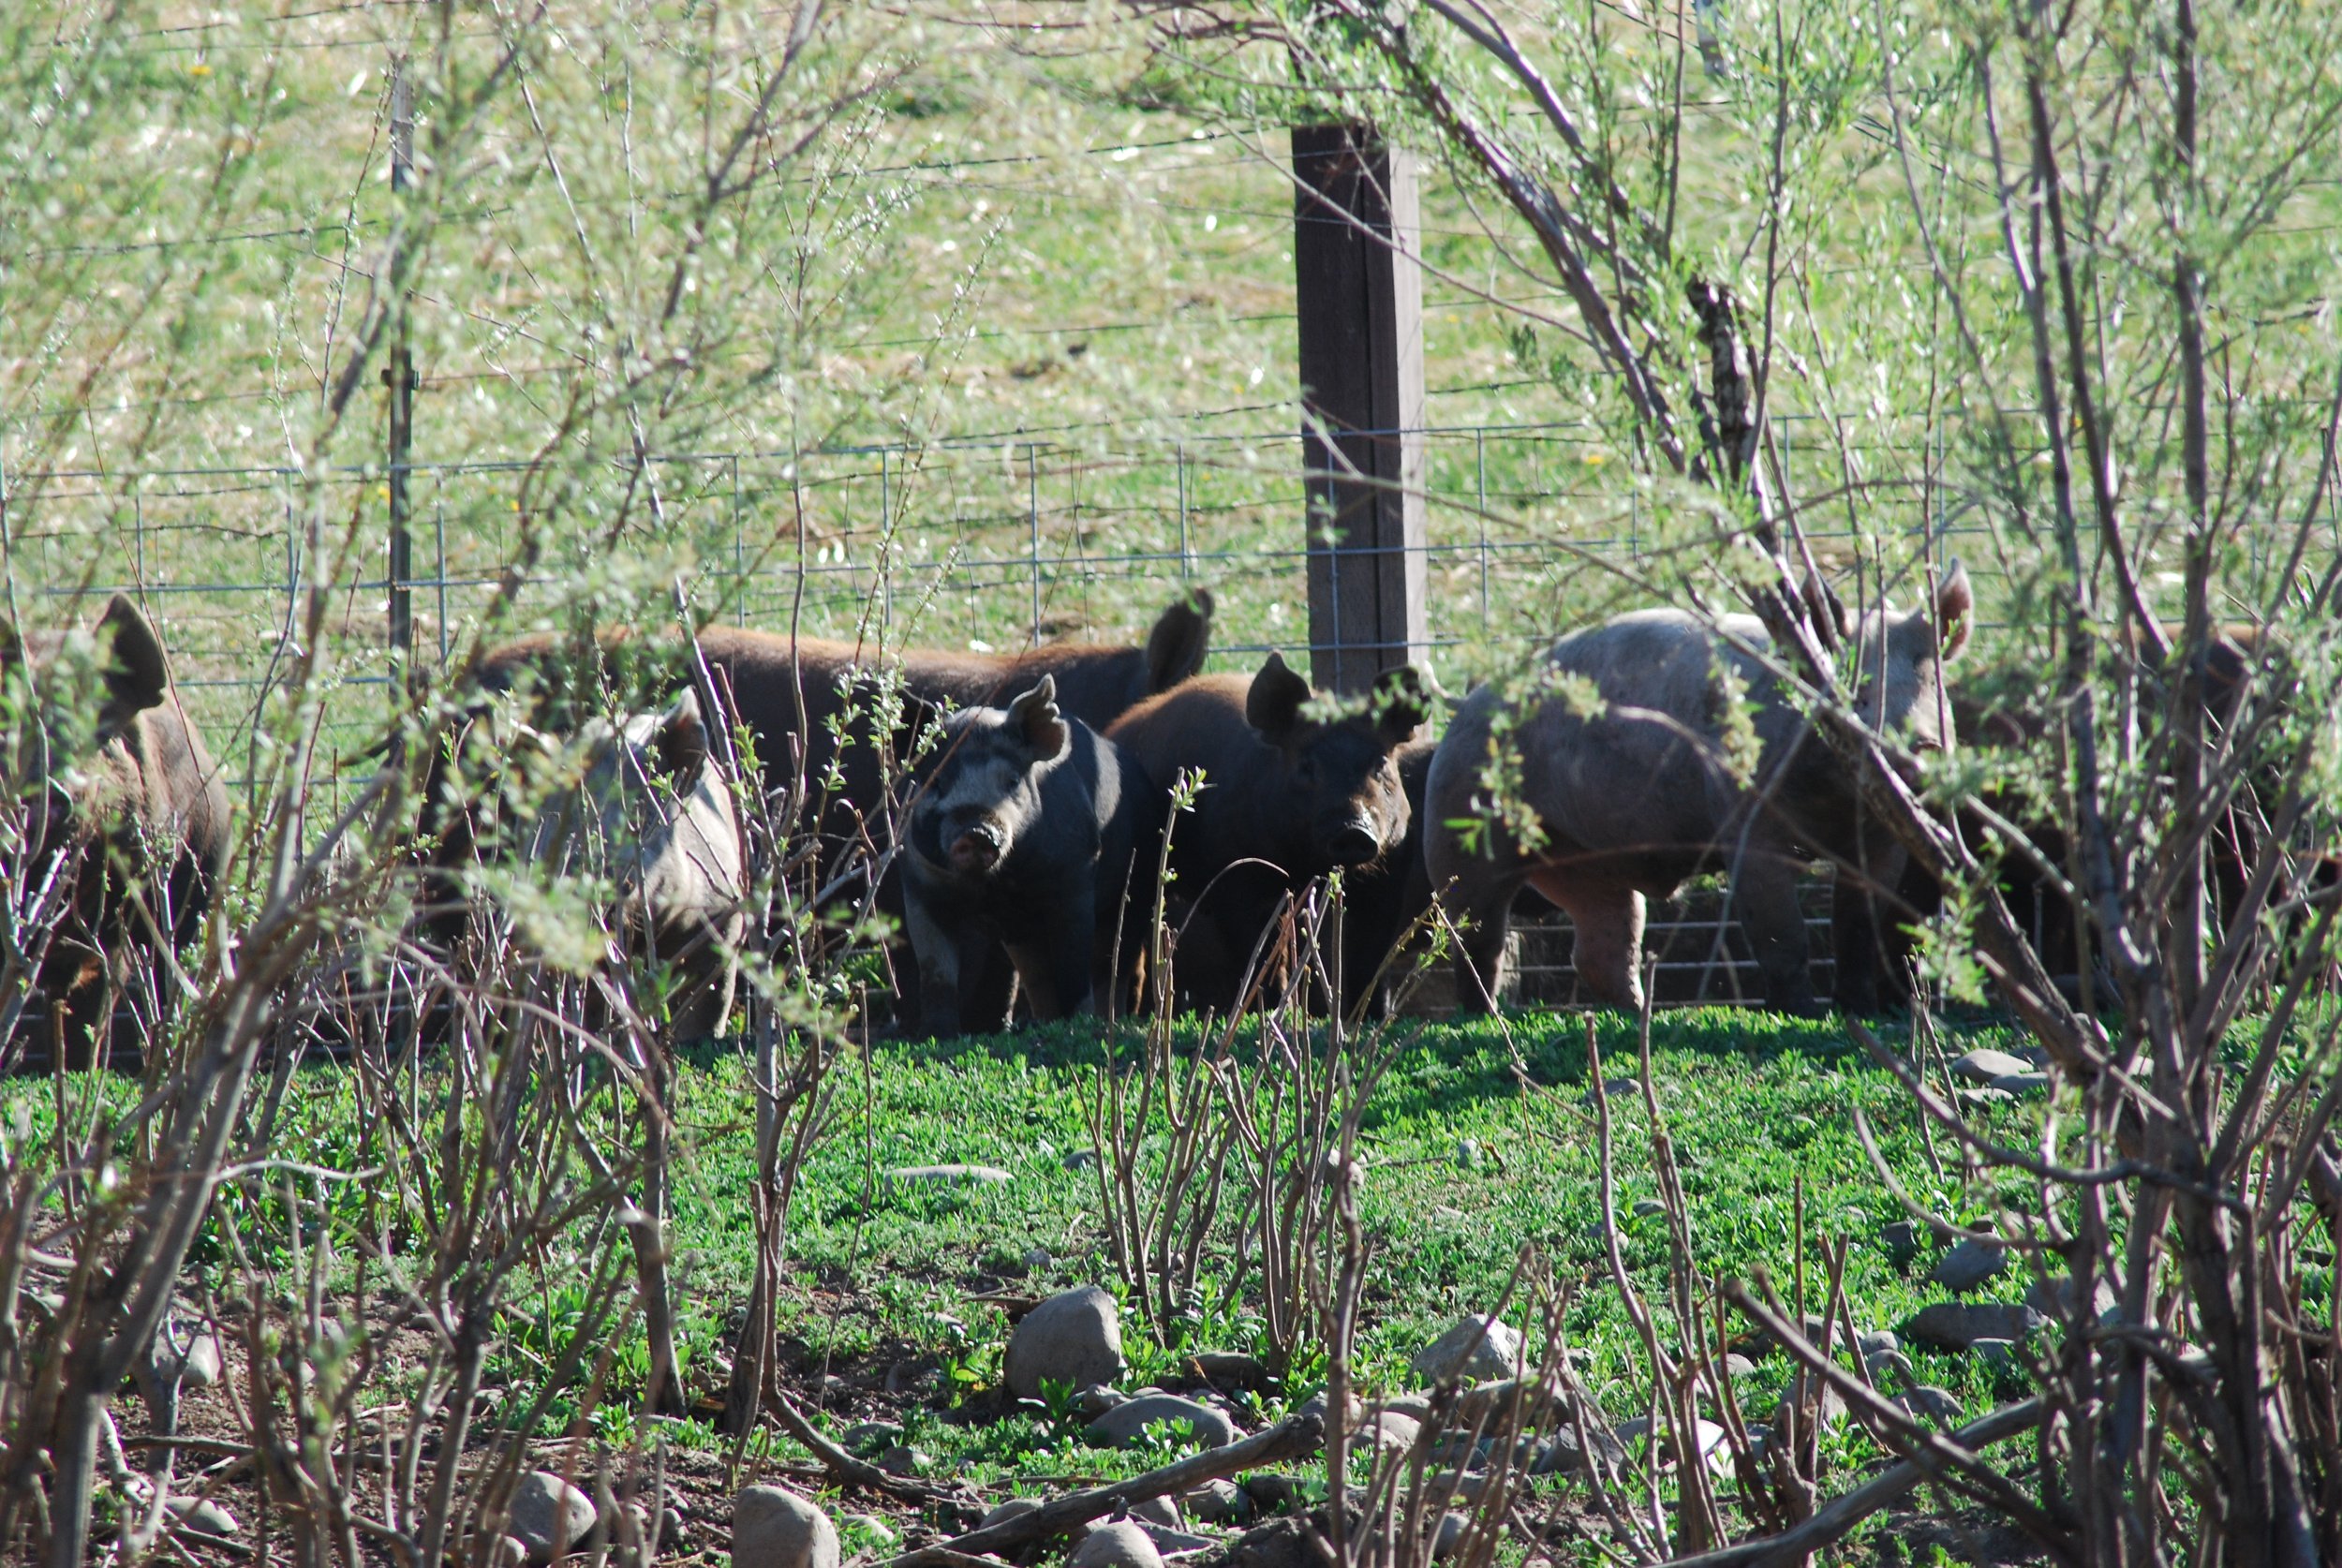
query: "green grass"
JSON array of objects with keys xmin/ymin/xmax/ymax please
[{"xmin": 9, "ymin": 1006, "xmax": 2078, "ymax": 1493}]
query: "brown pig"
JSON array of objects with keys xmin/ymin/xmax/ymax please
[
  {"xmin": 1108, "ymin": 652, "xmax": 1429, "ymax": 1013},
  {"xmin": 3, "ymin": 595, "xmax": 231, "ymax": 1067},
  {"xmin": 1423, "ymin": 568, "xmax": 1972, "ymax": 1015},
  {"xmin": 475, "ymin": 591, "xmax": 1212, "ymax": 873}
]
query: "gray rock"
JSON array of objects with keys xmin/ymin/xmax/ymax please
[
  {"xmin": 1957, "ymin": 1086, "xmax": 2014, "ymax": 1106},
  {"xmin": 1881, "ymin": 1220, "xmax": 1924, "ymax": 1260},
  {"xmin": 1632, "ymin": 1199, "xmax": 1668, "ymax": 1219},
  {"xmin": 1582, "ymin": 1075, "xmax": 1640, "ymax": 1107},
  {"xmin": 734, "ymin": 1486, "xmax": 839, "ymax": 1568},
  {"xmin": 1134, "ymin": 1525, "xmax": 1222, "ymax": 1559},
  {"xmin": 1928, "ymin": 1238, "xmax": 2009, "ymax": 1293},
  {"xmin": 843, "ymin": 1514, "xmax": 897, "ymax": 1545},
  {"xmin": 1427, "ymin": 1470, "xmax": 1488, "ymax": 1505},
  {"xmin": 1184, "ymin": 1480, "xmax": 1252, "ymax": 1527},
  {"xmin": 1087, "ymin": 1394, "xmax": 1237, "ymax": 1450},
  {"xmin": 1531, "ymin": 1421, "xmax": 1628, "ymax": 1473},
  {"xmin": 1239, "ymin": 1474, "xmax": 1305, "ymax": 1516},
  {"xmin": 875, "ymin": 1445, "xmax": 927, "ymax": 1475},
  {"xmin": 1456, "ymin": 1139, "xmax": 1481, "ymax": 1169},
  {"xmin": 1190, "ymin": 1351, "xmax": 1270, "ymax": 1390},
  {"xmin": 1075, "ymin": 1383, "xmax": 1128, "ymax": 1419},
  {"xmin": 839, "ymin": 1421, "xmax": 902, "ymax": 1455},
  {"xmin": 1768, "ymin": 1372, "xmax": 1848, "ymax": 1434},
  {"xmin": 511, "ymin": 1472, "xmax": 598, "ymax": 1564},
  {"xmin": 1005, "ymin": 1286, "xmax": 1126, "ymax": 1400},
  {"xmin": 1866, "ymin": 1349, "xmax": 1915, "ymax": 1385},
  {"xmin": 1380, "ymin": 1393, "xmax": 1434, "ymax": 1422},
  {"xmin": 982, "ymin": 1499, "xmax": 1040, "ymax": 1531},
  {"xmin": 1857, "ymin": 1330, "xmax": 1900, "ymax": 1356},
  {"xmin": 1616, "ymin": 1415, "xmax": 1730, "ymax": 1471},
  {"xmin": 1351, "ymin": 1411, "xmax": 1421, "ymax": 1455},
  {"xmin": 1070, "ymin": 1520, "xmax": 1164, "ymax": 1568},
  {"xmin": 1950, "ymin": 1047, "xmax": 2035, "ymax": 1084},
  {"xmin": 1991, "ymin": 1072, "xmax": 2051, "ymax": 1098},
  {"xmin": 482, "ymin": 1538, "xmax": 528, "ymax": 1568},
  {"xmin": 1410, "ymin": 1314, "xmax": 1524, "ymax": 1384},
  {"xmin": 887, "ymin": 1163, "xmax": 1012, "ymax": 1185},
  {"xmin": 1066, "ymin": 1149, "xmax": 1099, "ymax": 1172},
  {"xmin": 1020, "ymin": 1246, "xmax": 1054, "ymax": 1274},
  {"xmin": 2026, "ymin": 1273, "xmax": 2121, "ymax": 1322},
  {"xmin": 1906, "ymin": 1301, "xmax": 2045, "ymax": 1351},
  {"xmin": 1975, "ymin": 1339, "xmax": 2025, "ymax": 1371},
  {"xmin": 1430, "ymin": 1515, "xmax": 1470, "ymax": 1560},
  {"xmin": 167, "ymin": 1495, "xmax": 242, "ymax": 1538},
  {"xmin": 1899, "ymin": 1385, "xmax": 1964, "ymax": 1425},
  {"xmin": 144, "ymin": 1325, "xmax": 224, "ymax": 1391},
  {"xmin": 1723, "ymin": 1353, "xmax": 1757, "ymax": 1381},
  {"xmin": 1126, "ymin": 1496, "xmax": 1182, "ymax": 1530}
]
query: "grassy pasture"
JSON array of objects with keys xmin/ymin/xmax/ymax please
[{"xmin": 3, "ymin": 1006, "xmax": 2105, "ymax": 1553}]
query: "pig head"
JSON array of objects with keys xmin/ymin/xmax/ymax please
[{"xmin": 902, "ymin": 676, "xmax": 1158, "ymax": 1036}]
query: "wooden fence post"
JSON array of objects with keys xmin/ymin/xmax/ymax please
[{"xmin": 1292, "ymin": 124, "xmax": 1427, "ymax": 694}]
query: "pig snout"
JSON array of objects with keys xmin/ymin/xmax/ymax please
[
  {"xmin": 1326, "ymin": 817, "xmax": 1385, "ymax": 867},
  {"xmin": 949, "ymin": 819, "xmax": 1006, "ymax": 873}
]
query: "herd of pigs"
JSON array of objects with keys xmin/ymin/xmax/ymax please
[{"xmin": 7, "ymin": 563, "xmax": 2021, "ymax": 1062}]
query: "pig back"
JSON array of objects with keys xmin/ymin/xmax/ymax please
[
  {"xmin": 1104, "ymin": 673, "xmax": 1286, "ymax": 875},
  {"xmin": 1472, "ymin": 611, "xmax": 1805, "ymax": 867}
]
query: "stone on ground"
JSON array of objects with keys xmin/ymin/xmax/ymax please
[
  {"xmin": 166, "ymin": 1495, "xmax": 241, "ymax": 1538},
  {"xmin": 1906, "ymin": 1301, "xmax": 2045, "ymax": 1350},
  {"xmin": 1004, "ymin": 1286, "xmax": 1126, "ymax": 1400},
  {"xmin": 885, "ymin": 1163, "xmax": 1012, "ymax": 1185},
  {"xmin": 511, "ymin": 1472, "xmax": 597, "ymax": 1564},
  {"xmin": 1899, "ymin": 1385, "xmax": 1964, "ymax": 1425},
  {"xmin": 1410, "ymin": 1314, "xmax": 1523, "ymax": 1384},
  {"xmin": 1125, "ymin": 1496, "xmax": 1182, "ymax": 1530},
  {"xmin": 1190, "ymin": 1351, "xmax": 1270, "ymax": 1390},
  {"xmin": 1351, "ymin": 1410, "xmax": 1421, "ymax": 1455},
  {"xmin": 1070, "ymin": 1520, "xmax": 1164, "ymax": 1568},
  {"xmin": 1085, "ymin": 1393, "xmax": 1237, "ymax": 1450},
  {"xmin": 1928, "ymin": 1237, "xmax": 2009, "ymax": 1293},
  {"xmin": 1185, "ymin": 1479, "xmax": 1252, "ymax": 1527},
  {"xmin": 1992, "ymin": 1072, "xmax": 2051, "ymax": 1098},
  {"xmin": 1531, "ymin": 1420, "xmax": 1628, "ymax": 1473},
  {"xmin": 733, "ymin": 1485, "xmax": 839, "ymax": 1568},
  {"xmin": 1950, "ymin": 1047, "xmax": 2035, "ymax": 1084}
]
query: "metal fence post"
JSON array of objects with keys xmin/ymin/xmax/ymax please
[{"xmin": 1026, "ymin": 441, "xmax": 1041, "ymax": 644}]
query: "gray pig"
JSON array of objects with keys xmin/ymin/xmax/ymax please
[
  {"xmin": 1424, "ymin": 566, "xmax": 1971, "ymax": 1014},
  {"xmin": 901, "ymin": 675, "xmax": 1159, "ymax": 1036}
]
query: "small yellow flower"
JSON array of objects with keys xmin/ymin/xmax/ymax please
[{"xmin": 189, "ymin": 62, "xmax": 211, "ymax": 76}]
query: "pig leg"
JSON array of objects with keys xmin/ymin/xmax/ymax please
[
  {"xmin": 960, "ymin": 939, "xmax": 1017, "ymax": 1033},
  {"xmin": 1727, "ymin": 852, "xmax": 1822, "ymax": 1015},
  {"xmin": 1831, "ymin": 843, "xmax": 1911, "ymax": 1014},
  {"xmin": 902, "ymin": 888, "xmax": 967, "ymax": 1038},
  {"xmin": 1012, "ymin": 885, "xmax": 1100, "ymax": 1023},
  {"xmin": 1528, "ymin": 871, "xmax": 1646, "ymax": 1012}
]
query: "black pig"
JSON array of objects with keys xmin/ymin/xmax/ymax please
[
  {"xmin": 901, "ymin": 676, "xmax": 1160, "ymax": 1036},
  {"xmin": 1107, "ymin": 652, "xmax": 1429, "ymax": 1013}
]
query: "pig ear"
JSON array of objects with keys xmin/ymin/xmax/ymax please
[
  {"xmin": 1371, "ymin": 663, "xmax": 1430, "ymax": 746},
  {"xmin": 1245, "ymin": 651, "xmax": 1312, "ymax": 743},
  {"xmin": 1145, "ymin": 587, "xmax": 1214, "ymax": 693},
  {"xmin": 656, "ymin": 689, "xmax": 709, "ymax": 790},
  {"xmin": 96, "ymin": 594, "xmax": 170, "ymax": 732},
  {"xmin": 1934, "ymin": 559, "xmax": 1974, "ymax": 660},
  {"xmin": 1006, "ymin": 674, "xmax": 1071, "ymax": 763}
]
